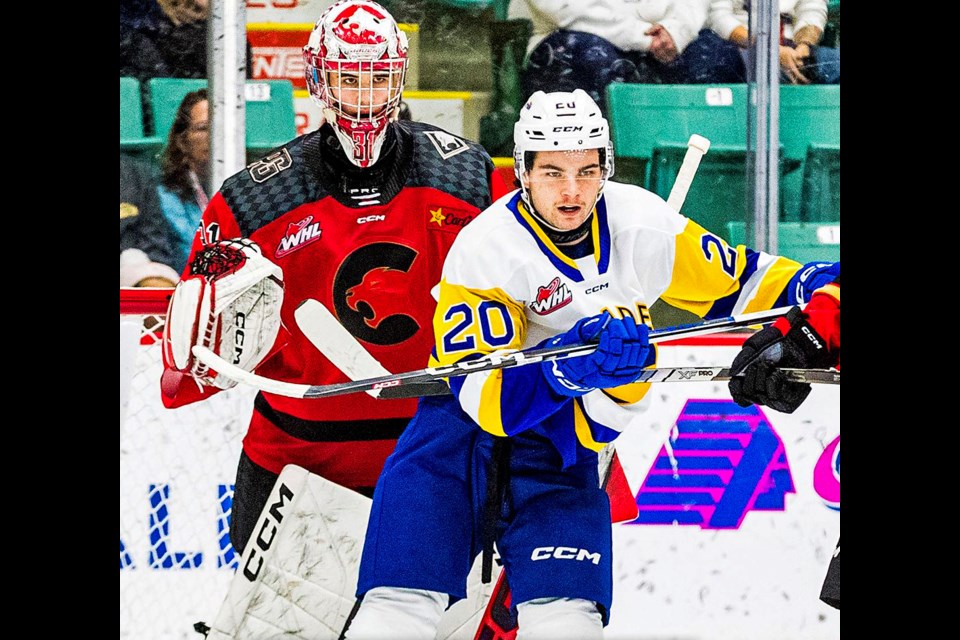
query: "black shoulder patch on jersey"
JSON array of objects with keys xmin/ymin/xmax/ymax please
[
  {"xmin": 399, "ymin": 121, "xmax": 495, "ymax": 212},
  {"xmin": 219, "ymin": 134, "xmax": 327, "ymax": 236}
]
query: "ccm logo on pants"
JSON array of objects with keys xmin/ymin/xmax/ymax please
[{"xmin": 530, "ymin": 547, "xmax": 601, "ymax": 564}]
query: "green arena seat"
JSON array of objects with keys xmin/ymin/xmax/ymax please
[
  {"xmin": 606, "ymin": 83, "xmax": 749, "ymax": 188},
  {"xmin": 148, "ymin": 78, "xmax": 297, "ymax": 158},
  {"xmin": 799, "ymin": 143, "xmax": 840, "ymax": 222},
  {"xmin": 648, "ymin": 143, "xmax": 782, "ymax": 242},
  {"xmin": 779, "ymin": 85, "xmax": 840, "ymax": 221},
  {"xmin": 120, "ymin": 77, "xmax": 163, "ymax": 155},
  {"xmin": 726, "ymin": 221, "xmax": 840, "ymax": 264}
]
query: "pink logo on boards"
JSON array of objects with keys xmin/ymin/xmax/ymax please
[{"xmin": 813, "ymin": 435, "xmax": 840, "ymax": 510}]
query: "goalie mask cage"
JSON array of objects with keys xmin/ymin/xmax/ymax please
[{"xmin": 120, "ymin": 287, "xmax": 257, "ymax": 639}]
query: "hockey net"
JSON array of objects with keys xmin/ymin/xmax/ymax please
[{"xmin": 120, "ymin": 287, "xmax": 257, "ymax": 639}]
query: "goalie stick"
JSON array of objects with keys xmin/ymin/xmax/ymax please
[
  {"xmin": 294, "ymin": 299, "xmax": 449, "ymax": 399},
  {"xmin": 194, "ymin": 305, "xmax": 839, "ymax": 400}
]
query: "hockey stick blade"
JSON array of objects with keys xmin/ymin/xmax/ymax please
[{"xmin": 294, "ymin": 298, "xmax": 450, "ymax": 399}]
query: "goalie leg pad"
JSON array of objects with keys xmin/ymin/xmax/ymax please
[
  {"xmin": 162, "ymin": 239, "xmax": 284, "ymax": 390},
  {"xmin": 344, "ymin": 587, "xmax": 447, "ymax": 640},
  {"xmin": 205, "ymin": 465, "xmax": 371, "ymax": 640}
]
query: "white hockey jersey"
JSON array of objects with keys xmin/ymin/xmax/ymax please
[{"xmin": 429, "ymin": 181, "xmax": 837, "ymax": 466}]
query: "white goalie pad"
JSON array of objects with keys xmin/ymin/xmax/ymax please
[
  {"xmin": 206, "ymin": 465, "xmax": 369, "ymax": 639},
  {"xmin": 205, "ymin": 465, "xmax": 502, "ymax": 640}
]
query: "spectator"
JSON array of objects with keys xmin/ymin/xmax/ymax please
[
  {"xmin": 120, "ymin": 152, "xmax": 180, "ymax": 287},
  {"xmin": 689, "ymin": 0, "xmax": 840, "ymax": 84},
  {"xmin": 508, "ymin": 0, "xmax": 709, "ymax": 112},
  {"xmin": 120, "ymin": 0, "xmax": 252, "ymax": 134},
  {"xmin": 120, "ymin": 0, "xmax": 210, "ymax": 80},
  {"xmin": 157, "ymin": 88, "xmax": 210, "ymax": 272}
]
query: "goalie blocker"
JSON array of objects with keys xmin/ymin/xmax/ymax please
[{"xmin": 162, "ymin": 239, "xmax": 285, "ymax": 392}]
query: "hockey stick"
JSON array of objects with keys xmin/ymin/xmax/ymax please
[
  {"xmin": 293, "ymin": 298, "xmax": 637, "ymax": 639},
  {"xmin": 193, "ymin": 306, "xmax": 824, "ymax": 400},
  {"xmin": 290, "ymin": 135, "xmax": 715, "ymax": 401},
  {"xmin": 666, "ymin": 134, "xmax": 710, "ymax": 212},
  {"xmin": 295, "ymin": 299, "xmax": 450, "ymax": 399}
]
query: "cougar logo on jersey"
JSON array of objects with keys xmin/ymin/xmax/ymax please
[
  {"xmin": 424, "ymin": 130, "xmax": 469, "ymax": 160},
  {"xmin": 530, "ymin": 277, "xmax": 572, "ymax": 315},
  {"xmin": 346, "ymin": 267, "xmax": 412, "ymax": 330},
  {"xmin": 276, "ymin": 216, "xmax": 322, "ymax": 258},
  {"xmin": 334, "ymin": 243, "xmax": 427, "ymax": 346},
  {"xmin": 248, "ymin": 149, "xmax": 293, "ymax": 183}
]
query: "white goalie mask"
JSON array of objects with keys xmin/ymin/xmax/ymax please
[
  {"xmin": 303, "ymin": 0, "xmax": 409, "ymax": 168},
  {"xmin": 513, "ymin": 89, "xmax": 615, "ymax": 211}
]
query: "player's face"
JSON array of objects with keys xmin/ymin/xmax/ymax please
[
  {"xmin": 526, "ymin": 149, "xmax": 604, "ymax": 231},
  {"xmin": 327, "ymin": 69, "xmax": 398, "ymax": 119}
]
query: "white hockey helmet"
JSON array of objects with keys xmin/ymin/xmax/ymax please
[
  {"xmin": 303, "ymin": 0, "xmax": 409, "ymax": 168},
  {"xmin": 513, "ymin": 89, "xmax": 615, "ymax": 185}
]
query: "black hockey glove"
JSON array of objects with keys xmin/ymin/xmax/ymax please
[{"xmin": 728, "ymin": 306, "xmax": 831, "ymax": 414}]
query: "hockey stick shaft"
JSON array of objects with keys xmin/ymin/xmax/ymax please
[
  {"xmin": 193, "ymin": 306, "xmax": 834, "ymax": 399},
  {"xmin": 666, "ymin": 134, "xmax": 710, "ymax": 211}
]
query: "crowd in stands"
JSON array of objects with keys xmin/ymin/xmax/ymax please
[{"xmin": 509, "ymin": 0, "xmax": 839, "ymax": 114}]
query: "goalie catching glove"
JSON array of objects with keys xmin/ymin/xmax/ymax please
[
  {"xmin": 162, "ymin": 239, "xmax": 284, "ymax": 390},
  {"xmin": 542, "ymin": 312, "xmax": 652, "ymax": 397},
  {"xmin": 728, "ymin": 305, "xmax": 833, "ymax": 413}
]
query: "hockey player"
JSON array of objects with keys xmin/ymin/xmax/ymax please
[
  {"xmin": 159, "ymin": 0, "xmax": 508, "ymax": 556},
  {"xmin": 344, "ymin": 89, "xmax": 840, "ymax": 639},
  {"xmin": 728, "ymin": 275, "xmax": 840, "ymax": 609}
]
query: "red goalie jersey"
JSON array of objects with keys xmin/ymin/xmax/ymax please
[{"xmin": 161, "ymin": 121, "xmax": 508, "ymax": 494}]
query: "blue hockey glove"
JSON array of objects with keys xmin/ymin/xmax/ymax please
[{"xmin": 542, "ymin": 312, "xmax": 651, "ymax": 397}]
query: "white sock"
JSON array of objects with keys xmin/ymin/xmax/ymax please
[
  {"xmin": 344, "ymin": 587, "xmax": 447, "ymax": 640},
  {"xmin": 516, "ymin": 597, "xmax": 603, "ymax": 640}
]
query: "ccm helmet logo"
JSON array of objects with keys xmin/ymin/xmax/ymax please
[
  {"xmin": 358, "ymin": 215, "xmax": 386, "ymax": 224},
  {"xmin": 552, "ymin": 126, "xmax": 583, "ymax": 132},
  {"xmin": 531, "ymin": 546, "xmax": 601, "ymax": 565}
]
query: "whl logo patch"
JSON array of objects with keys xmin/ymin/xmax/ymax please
[
  {"xmin": 276, "ymin": 216, "xmax": 322, "ymax": 258},
  {"xmin": 530, "ymin": 277, "xmax": 572, "ymax": 315},
  {"xmin": 629, "ymin": 400, "xmax": 795, "ymax": 530}
]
